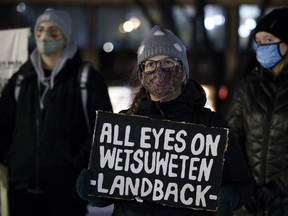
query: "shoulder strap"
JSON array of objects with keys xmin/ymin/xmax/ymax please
[
  {"xmin": 79, "ymin": 63, "xmax": 92, "ymax": 135},
  {"xmin": 14, "ymin": 74, "xmax": 24, "ymax": 102}
]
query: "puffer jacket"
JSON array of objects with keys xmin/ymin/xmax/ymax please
[
  {"xmin": 0, "ymin": 50, "xmax": 113, "ymax": 192},
  {"xmin": 227, "ymin": 66, "xmax": 288, "ymax": 215},
  {"xmin": 81, "ymin": 79, "xmax": 253, "ymax": 216}
]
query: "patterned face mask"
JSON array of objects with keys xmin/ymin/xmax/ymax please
[
  {"xmin": 256, "ymin": 42, "xmax": 284, "ymax": 69},
  {"xmin": 140, "ymin": 64, "xmax": 186, "ymax": 101}
]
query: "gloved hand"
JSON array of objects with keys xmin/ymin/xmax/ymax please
[
  {"xmin": 76, "ymin": 169, "xmax": 94, "ymax": 201},
  {"xmin": 216, "ymin": 185, "xmax": 239, "ymax": 216},
  {"xmin": 76, "ymin": 169, "xmax": 112, "ymax": 207},
  {"xmin": 256, "ymin": 181, "xmax": 281, "ymax": 206}
]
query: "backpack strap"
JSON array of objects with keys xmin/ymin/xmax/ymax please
[
  {"xmin": 79, "ymin": 63, "xmax": 92, "ymax": 135},
  {"xmin": 14, "ymin": 74, "xmax": 24, "ymax": 102}
]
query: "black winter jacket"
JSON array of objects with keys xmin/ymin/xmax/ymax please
[
  {"xmin": 87, "ymin": 79, "xmax": 253, "ymax": 216},
  {"xmin": 227, "ymin": 66, "xmax": 288, "ymax": 215},
  {"xmin": 0, "ymin": 51, "xmax": 113, "ymax": 192}
]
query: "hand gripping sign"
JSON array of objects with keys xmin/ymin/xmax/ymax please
[{"xmin": 88, "ymin": 111, "xmax": 228, "ymax": 211}]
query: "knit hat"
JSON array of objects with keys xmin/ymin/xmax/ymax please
[
  {"xmin": 137, "ymin": 25, "xmax": 189, "ymax": 76},
  {"xmin": 254, "ymin": 7, "xmax": 288, "ymax": 45},
  {"xmin": 34, "ymin": 9, "xmax": 72, "ymax": 42}
]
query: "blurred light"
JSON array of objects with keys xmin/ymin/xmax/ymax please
[
  {"xmin": 205, "ymin": 17, "xmax": 215, "ymax": 30},
  {"xmin": 103, "ymin": 42, "xmax": 114, "ymax": 53},
  {"xmin": 119, "ymin": 16, "xmax": 141, "ymax": 33},
  {"xmin": 202, "ymin": 86, "xmax": 210, "ymax": 98},
  {"xmin": 240, "ymin": 5, "xmax": 260, "ymax": 19},
  {"xmin": 238, "ymin": 18, "xmax": 257, "ymax": 38},
  {"xmin": 123, "ymin": 21, "xmax": 134, "ymax": 32},
  {"xmin": 118, "ymin": 23, "xmax": 125, "ymax": 33},
  {"xmin": 245, "ymin": 18, "xmax": 257, "ymax": 30},
  {"xmin": 214, "ymin": 15, "xmax": 225, "ymax": 25},
  {"xmin": 205, "ymin": 15, "xmax": 225, "ymax": 31},
  {"xmin": 202, "ymin": 85, "xmax": 216, "ymax": 111},
  {"xmin": 16, "ymin": 2, "xmax": 26, "ymax": 13},
  {"xmin": 238, "ymin": 24, "xmax": 251, "ymax": 38},
  {"xmin": 218, "ymin": 86, "xmax": 228, "ymax": 100},
  {"xmin": 184, "ymin": 5, "xmax": 196, "ymax": 17},
  {"xmin": 129, "ymin": 17, "xmax": 141, "ymax": 29},
  {"xmin": 239, "ymin": 5, "xmax": 260, "ymax": 45}
]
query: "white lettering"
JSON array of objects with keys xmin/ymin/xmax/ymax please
[
  {"xmin": 191, "ymin": 133, "xmax": 205, "ymax": 155},
  {"xmin": 140, "ymin": 127, "xmax": 151, "ymax": 148},
  {"xmin": 100, "ymin": 123, "xmax": 112, "ymax": 143},
  {"xmin": 206, "ymin": 134, "xmax": 220, "ymax": 156}
]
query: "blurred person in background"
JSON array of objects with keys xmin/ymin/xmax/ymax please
[
  {"xmin": 0, "ymin": 9, "xmax": 113, "ymax": 216},
  {"xmin": 226, "ymin": 7, "xmax": 288, "ymax": 216},
  {"xmin": 76, "ymin": 25, "xmax": 253, "ymax": 216}
]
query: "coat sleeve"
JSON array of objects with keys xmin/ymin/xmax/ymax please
[
  {"xmin": 223, "ymin": 81, "xmax": 255, "ymax": 208},
  {"xmin": 0, "ymin": 73, "xmax": 18, "ymax": 163},
  {"xmin": 225, "ymin": 82, "xmax": 247, "ymax": 153},
  {"xmin": 210, "ymin": 111, "xmax": 254, "ymax": 210}
]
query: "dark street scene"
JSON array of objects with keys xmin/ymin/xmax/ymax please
[{"xmin": 0, "ymin": 0, "xmax": 288, "ymax": 216}]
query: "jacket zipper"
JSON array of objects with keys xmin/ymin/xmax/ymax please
[
  {"xmin": 27, "ymin": 117, "xmax": 41, "ymax": 194},
  {"xmin": 29, "ymin": 87, "xmax": 43, "ymax": 193},
  {"xmin": 155, "ymin": 101, "xmax": 165, "ymax": 117}
]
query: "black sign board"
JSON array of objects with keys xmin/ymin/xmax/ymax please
[{"xmin": 88, "ymin": 111, "xmax": 228, "ymax": 211}]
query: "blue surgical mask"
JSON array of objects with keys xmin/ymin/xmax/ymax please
[
  {"xmin": 36, "ymin": 39, "xmax": 65, "ymax": 55},
  {"xmin": 256, "ymin": 42, "xmax": 284, "ymax": 69}
]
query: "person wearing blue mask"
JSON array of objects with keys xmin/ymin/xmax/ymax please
[
  {"xmin": 227, "ymin": 7, "xmax": 288, "ymax": 216},
  {"xmin": 0, "ymin": 9, "xmax": 113, "ymax": 216}
]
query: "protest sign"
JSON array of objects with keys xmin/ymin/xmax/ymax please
[
  {"xmin": 0, "ymin": 28, "xmax": 30, "ymax": 95},
  {"xmin": 88, "ymin": 111, "xmax": 228, "ymax": 211},
  {"xmin": 0, "ymin": 27, "xmax": 29, "ymax": 216}
]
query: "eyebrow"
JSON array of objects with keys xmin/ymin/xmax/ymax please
[
  {"xmin": 37, "ymin": 25, "xmax": 59, "ymax": 30},
  {"xmin": 256, "ymin": 35, "xmax": 275, "ymax": 41}
]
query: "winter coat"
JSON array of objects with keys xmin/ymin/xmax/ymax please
[
  {"xmin": 227, "ymin": 66, "xmax": 288, "ymax": 216},
  {"xmin": 0, "ymin": 50, "xmax": 113, "ymax": 192},
  {"xmin": 83, "ymin": 79, "xmax": 253, "ymax": 216}
]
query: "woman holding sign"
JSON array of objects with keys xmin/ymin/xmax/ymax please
[{"xmin": 76, "ymin": 25, "xmax": 253, "ymax": 216}]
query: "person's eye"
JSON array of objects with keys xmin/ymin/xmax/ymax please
[
  {"xmin": 48, "ymin": 29, "xmax": 61, "ymax": 38},
  {"xmin": 266, "ymin": 37, "xmax": 278, "ymax": 43},
  {"xmin": 145, "ymin": 61, "xmax": 154, "ymax": 68},
  {"xmin": 50, "ymin": 32, "xmax": 59, "ymax": 38},
  {"xmin": 163, "ymin": 59, "xmax": 175, "ymax": 67},
  {"xmin": 36, "ymin": 28, "xmax": 44, "ymax": 38},
  {"xmin": 37, "ymin": 28, "xmax": 44, "ymax": 34}
]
